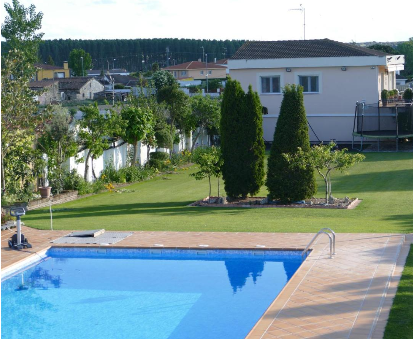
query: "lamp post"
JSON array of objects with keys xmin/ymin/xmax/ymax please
[
  {"xmin": 289, "ymin": 4, "xmax": 305, "ymax": 40},
  {"xmin": 80, "ymin": 56, "xmax": 84, "ymax": 76},
  {"xmin": 113, "ymin": 58, "xmax": 116, "ymax": 70},
  {"xmin": 205, "ymin": 53, "xmax": 208, "ymax": 93}
]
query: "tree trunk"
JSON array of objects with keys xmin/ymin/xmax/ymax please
[
  {"xmin": 91, "ymin": 156, "xmax": 97, "ymax": 180},
  {"xmin": 1, "ymin": 153, "xmax": 5, "ymax": 192},
  {"xmin": 132, "ymin": 139, "xmax": 139, "ymax": 166},
  {"xmin": 84, "ymin": 150, "xmax": 91, "ymax": 181},
  {"xmin": 208, "ymin": 176, "xmax": 211, "ymax": 204},
  {"xmin": 191, "ymin": 129, "xmax": 202, "ymax": 152}
]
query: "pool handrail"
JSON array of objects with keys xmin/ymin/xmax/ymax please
[{"xmin": 302, "ymin": 228, "xmax": 336, "ymax": 259}]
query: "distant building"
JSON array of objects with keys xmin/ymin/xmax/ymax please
[
  {"xmin": 87, "ymin": 69, "xmax": 129, "ymax": 76},
  {"xmin": 35, "ymin": 62, "xmax": 70, "ymax": 81},
  {"xmin": 29, "ymin": 79, "xmax": 60, "ymax": 105},
  {"xmin": 163, "ymin": 61, "xmax": 227, "ymax": 80},
  {"xmin": 58, "ymin": 77, "xmax": 104, "ymax": 101}
]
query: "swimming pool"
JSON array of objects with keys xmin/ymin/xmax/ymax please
[{"xmin": 1, "ymin": 247, "xmax": 303, "ymax": 339}]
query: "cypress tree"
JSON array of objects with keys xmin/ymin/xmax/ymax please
[
  {"xmin": 266, "ymin": 84, "xmax": 316, "ymax": 203},
  {"xmin": 220, "ymin": 79, "xmax": 265, "ymax": 198},
  {"xmin": 244, "ymin": 85, "xmax": 265, "ymax": 196}
]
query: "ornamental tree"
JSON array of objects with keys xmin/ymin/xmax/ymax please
[
  {"xmin": 190, "ymin": 146, "xmax": 223, "ymax": 203},
  {"xmin": 77, "ymin": 104, "xmax": 124, "ymax": 180},
  {"xmin": 266, "ymin": 84, "xmax": 317, "ymax": 203},
  {"xmin": 284, "ymin": 142, "xmax": 365, "ymax": 204}
]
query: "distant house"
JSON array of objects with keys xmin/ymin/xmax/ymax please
[
  {"xmin": 29, "ymin": 79, "xmax": 60, "ymax": 105},
  {"xmin": 228, "ymin": 39, "xmax": 405, "ymax": 142},
  {"xmin": 59, "ymin": 77, "xmax": 104, "ymax": 101},
  {"xmin": 87, "ymin": 69, "xmax": 129, "ymax": 76},
  {"xmin": 163, "ymin": 61, "xmax": 227, "ymax": 81},
  {"xmin": 214, "ymin": 59, "xmax": 229, "ymax": 74},
  {"xmin": 396, "ymin": 74, "xmax": 408, "ymax": 85},
  {"xmin": 35, "ymin": 62, "xmax": 70, "ymax": 80}
]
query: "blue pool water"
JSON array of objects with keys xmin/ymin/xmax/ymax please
[{"xmin": 1, "ymin": 248, "xmax": 303, "ymax": 339}]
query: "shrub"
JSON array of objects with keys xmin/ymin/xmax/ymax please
[
  {"xmin": 149, "ymin": 151, "xmax": 169, "ymax": 161},
  {"xmin": 118, "ymin": 166, "xmax": 154, "ymax": 183},
  {"xmin": 381, "ymin": 89, "xmax": 389, "ymax": 100},
  {"xmin": 266, "ymin": 84, "xmax": 317, "ymax": 203},
  {"xmin": 403, "ymin": 88, "xmax": 413, "ymax": 101},
  {"xmin": 100, "ymin": 161, "xmax": 122, "ymax": 183}
]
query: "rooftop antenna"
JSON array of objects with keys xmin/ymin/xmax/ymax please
[{"xmin": 289, "ymin": 4, "xmax": 305, "ymax": 40}]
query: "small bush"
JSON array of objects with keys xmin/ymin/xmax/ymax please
[
  {"xmin": 148, "ymin": 158, "xmax": 165, "ymax": 170},
  {"xmin": 170, "ymin": 150, "xmax": 192, "ymax": 166},
  {"xmin": 100, "ymin": 161, "xmax": 122, "ymax": 183},
  {"xmin": 150, "ymin": 151, "xmax": 169, "ymax": 161},
  {"xmin": 119, "ymin": 166, "xmax": 154, "ymax": 183}
]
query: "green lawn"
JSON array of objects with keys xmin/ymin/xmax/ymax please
[
  {"xmin": 384, "ymin": 244, "xmax": 413, "ymax": 339},
  {"xmin": 24, "ymin": 153, "xmax": 413, "ymax": 233}
]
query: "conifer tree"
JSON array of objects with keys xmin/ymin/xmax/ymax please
[
  {"xmin": 220, "ymin": 78, "xmax": 265, "ymax": 198},
  {"xmin": 266, "ymin": 84, "xmax": 316, "ymax": 203}
]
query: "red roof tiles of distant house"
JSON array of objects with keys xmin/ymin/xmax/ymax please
[{"xmin": 163, "ymin": 61, "xmax": 227, "ymax": 70}]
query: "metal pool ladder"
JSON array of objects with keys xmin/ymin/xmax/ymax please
[{"xmin": 302, "ymin": 228, "xmax": 336, "ymax": 259}]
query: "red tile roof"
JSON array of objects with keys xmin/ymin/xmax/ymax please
[{"xmin": 163, "ymin": 61, "xmax": 227, "ymax": 70}]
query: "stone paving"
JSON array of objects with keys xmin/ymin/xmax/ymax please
[{"xmin": 1, "ymin": 227, "xmax": 411, "ymax": 339}]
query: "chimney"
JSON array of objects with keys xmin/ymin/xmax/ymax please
[
  {"xmin": 63, "ymin": 61, "xmax": 68, "ymax": 69},
  {"xmin": 214, "ymin": 58, "xmax": 217, "ymax": 63},
  {"xmin": 198, "ymin": 58, "xmax": 201, "ymax": 62}
]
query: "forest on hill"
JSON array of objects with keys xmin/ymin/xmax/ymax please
[{"xmin": 1, "ymin": 38, "xmax": 245, "ymax": 72}]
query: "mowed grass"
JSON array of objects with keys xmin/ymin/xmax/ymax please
[
  {"xmin": 384, "ymin": 245, "xmax": 413, "ymax": 339},
  {"xmin": 24, "ymin": 153, "xmax": 413, "ymax": 233}
]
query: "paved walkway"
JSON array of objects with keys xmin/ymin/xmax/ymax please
[{"xmin": 1, "ymin": 227, "xmax": 411, "ymax": 339}]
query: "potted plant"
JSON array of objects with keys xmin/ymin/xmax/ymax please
[
  {"xmin": 381, "ymin": 89, "xmax": 388, "ymax": 106},
  {"xmin": 403, "ymin": 88, "xmax": 413, "ymax": 103},
  {"xmin": 39, "ymin": 186, "xmax": 52, "ymax": 198}
]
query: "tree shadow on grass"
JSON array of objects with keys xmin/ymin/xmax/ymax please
[
  {"xmin": 25, "ymin": 201, "xmax": 250, "ymax": 221},
  {"xmin": 383, "ymin": 213, "xmax": 413, "ymax": 230},
  {"xmin": 361, "ymin": 153, "xmax": 413, "ymax": 162}
]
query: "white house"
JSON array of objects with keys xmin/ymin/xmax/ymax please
[{"xmin": 228, "ymin": 39, "xmax": 405, "ymax": 142}]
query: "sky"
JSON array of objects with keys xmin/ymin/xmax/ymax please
[{"xmin": 1, "ymin": 0, "xmax": 412, "ymax": 43}]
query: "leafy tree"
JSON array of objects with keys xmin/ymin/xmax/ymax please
[
  {"xmin": 397, "ymin": 38, "xmax": 413, "ymax": 78},
  {"xmin": 152, "ymin": 70, "xmax": 177, "ymax": 93},
  {"xmin": 120, "ymin": 104, "xmax": 154, "ymax": 165},
  {"xmin": 190, "ymin": 146, "xmax": 223, "ymax": 203},
  {"xmin": 1, "ymin": 50, "xmax": 47, "ymax": 192},
  {"xmin": 368, "ymin": 44, "xmax": 398, "ymax": 55},
  {"xmin": 68, "ymin": 48, "xmax": 92, "ymax": 76},
  {"xmin": 189, "ymin": 95, "xmax": 221, "ymax": 151},
  {"xmin": 151, "ymin": 62, "xmax": 160, "ymax": 72},
  {"xmin": 157, "ymin": 85, "xmax": 191, "ymax": 147},
  {"xmin": 266, "ymin": 84, "xmax": 317, "ymax": 203},
  {"xmin": 47, "ymin": 55, "xmax": 54, "ymax": 65},
  {"xmin": 77, "ymin": 103, "xmax": 124, "ymax": 180},
  {"xmin": 36, "ymin": 106, "xmax": 78, "ymax": 193},
  {"xmin": 284, "ymin": 143, "xmax": 365, "ymax": 204},
  {"xmin": 220, "ymin": 79, "xmax": 265, "ymax": 198},
  {"xmin": 1, "ymin": 0, "xmax": 43, "ymax": 73}
]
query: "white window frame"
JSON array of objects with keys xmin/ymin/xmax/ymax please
[
  {"xmin": 200, "ymin": 70, "xmax": 204, "ymax": 75},
  {"xmin": 295, "ymin": 72, "xmax": 322, "ymax": 94},
  {"xmin": 181, "ymin": 70, "xmax": 187, "ymax": 76},
  {"xmin": 257, "ymin": 72, "xmax": 284, "ymax": 95},
  {"xmin": 208, "ymin": 70, "xmax": 212, "ymax": 75}
]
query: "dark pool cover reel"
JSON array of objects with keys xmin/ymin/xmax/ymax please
[
  {"xmin": 8, "ymin": 207, "xmax": 32, "ymax": 250},
  {"xmin": 8, "ymin": 233, "xmax": 32, "ymax": 250}
]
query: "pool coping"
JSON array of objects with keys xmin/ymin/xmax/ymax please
[{"xmin": 2, "ymin": 228, "xmax": 411, "ymax": 339}]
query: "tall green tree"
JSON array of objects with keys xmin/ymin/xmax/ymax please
[
  {"xmin": 77, "ymin": 104, "xmax": 124, "ymax": 180},
  {"xmin": 189, "ymin": 95, "xmax": 221, "ymax": 152},
  {"xmin": 36, "ymin": 106, "xmax": 78, "ymax": 192},
  {"xmin": 47, "ymin": 55, "xmax": 55, "ymax": 65},
  {"xmin": 1, "ymin": 0, "xmax": 43, "ymax": 74},
  {"xmin": 397, "ymin": 38, "xmax": 413, "ymax": 77},
  {"xmin": 220, "ymin": 78, "xmax": 264, "ymax": 198},
  {"xmin": 266, "ymin": 84, "xmax": 317, "ymax": 203},
  {"xmin": 68, "ymin": 48, "xmax": 92, "ymax": 76},
  {"xmin": 152, "ymin": 70, "xmax": 177, "ymax": 93},
  {"xmin": 120, "ymin": 102, "xmax": 154, "ymax": 165},
  {"xmin": 244, "ymin": 85, "xmax": 265, "ymax": 196}
]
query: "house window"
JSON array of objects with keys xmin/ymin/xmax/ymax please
[
  {"xmin": 181, "ymin": 71, "xmax": 187, "ymax": 76},
  {"xmin": 200, "ymin": 70, "xmax": 204, "ymax": 75},
  {"xmin": 298, "ymin": 76, "xmax": 319, "ymax": 93},
  {"xmin": 173, "ymin": 71, "xmax": 177, "ymax": 77},
  {"xmin": 208, "ymin": 71, "xmax": 212, "ymax": 74},
  {"xmin": 54, "ymin": 72, "xmax": 65, "ymax": 78},
  {"xmin": 261, "ymin": 76, "xmax": 281, "ymax": 93}
]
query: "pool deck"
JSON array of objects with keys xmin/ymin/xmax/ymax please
[{"xmin": 1, "ymin": 227, "xmax": 411, "ymax": 339}]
